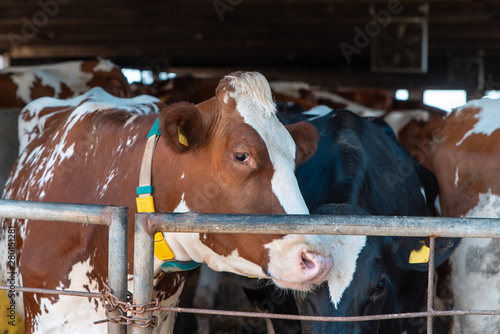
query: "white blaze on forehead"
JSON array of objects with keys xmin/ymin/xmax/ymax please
[
  {"xmin": 456, "ymin": 98, "xmax": 500, "ymax": 146},
  {"xmin": 327, "ymin": 235, "xmax": 366, "ymax": 308},
  {"xmin": 226, "ymin": 72, "xmax": 309, "ymax": 214}
]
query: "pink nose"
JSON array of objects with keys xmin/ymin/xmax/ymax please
[{"xmin": 301, "ymin": 251, "xmax": 334, "ymax": 284}]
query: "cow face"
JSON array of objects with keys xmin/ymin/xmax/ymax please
[
  {"xmin": 154, "ymin": 72, "xmax": 334, "ymax": 290},
  {"xmin": 297, "ymin": 237, "xmax": 410, "ymax": 334},
  {"xmin": 295, "ymin": 204, "xmax": 459, "ymax": 334},
  {"xmin": 298, "ymin": 235, "xmax": 460, "ymax": 333},
  {"xmin": 158, "ymin": 72, "xmax": 318, "ymax": 215}
]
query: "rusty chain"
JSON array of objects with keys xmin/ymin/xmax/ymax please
[{"xmin": 98, "ymin": 283, "xmax": 160, "ymax": 328}]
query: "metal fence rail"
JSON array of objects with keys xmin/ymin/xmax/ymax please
[
  {"xmin": 4, "ymin": 205, "xmax": 500, "ymax": 333},
  {"xmin": 132, "ymin": 212, "xmax": 500, "ymax": 334},
  {"xmin": 0, "ymin": 199, "xmax": 128, "ymax": 334},
  {"xmin": 142, "ymin": 211, "xmax": 500, "ymax": 237}
]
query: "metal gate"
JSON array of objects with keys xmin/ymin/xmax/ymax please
[
  {"xmin": 132, "ymin": 212, "xmax": 500, "ymax": 334},
  {"xmin": 3, "ymin": 201, "xmax": 500, "ymax": 333},
  {"xmin": 0, "ymin": 199, "xmax": 129, "ymax": 334}
]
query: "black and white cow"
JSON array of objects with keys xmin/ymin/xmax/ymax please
[{"xmin": 238, "ymin": 110, "xmax": 459, "ymax": 334}]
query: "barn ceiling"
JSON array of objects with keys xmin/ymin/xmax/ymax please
[{"xmin": 1, "ymin": 0, "xmax": 500, "ymax": 94}]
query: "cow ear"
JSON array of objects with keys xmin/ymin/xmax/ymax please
[
  {"xmin": 394, "ymin": 237, "xmax": 460, "ymax": 271},
  {"xmin": 161, "ymin": 102, "xmax": 207, "ymax": 152},
  {"xmin": 285, "ymin": 121, "xmax": 319, "ymax": 166}
]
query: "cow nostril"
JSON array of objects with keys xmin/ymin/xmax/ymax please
[{"xmin": 301, "ymin": 252, "xmax": 316, "ymax": 269}]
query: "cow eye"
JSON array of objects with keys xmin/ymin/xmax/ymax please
[
  {"xmin": 374, "ymin": 278, "xmax": 388, "ymax": 296},
  {"xmin": 233, "ymin": 152, "xmax": 250, "ymax": 163}
]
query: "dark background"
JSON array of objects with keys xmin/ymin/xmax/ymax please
[{"xmin": 1, "ymin": 0, "xmax": 499, "ymax": 99}]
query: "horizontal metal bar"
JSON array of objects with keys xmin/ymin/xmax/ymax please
[
  {"xmin": 143, "ymin": 212, "xmax": 500, "ymax": 238},
  {"xmin": 0, "ymin": 199, "xmax": 123, "ymax": 226},
  {"xmin": 0, "ymin": 285, "xmax": 101, "ymax": 298},
  {"xmin": 158, "ymin": 306, "xmax": 500, "ymax": 322}
]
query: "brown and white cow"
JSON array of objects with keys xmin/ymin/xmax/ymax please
[
  {"xmin": 431, "ymin": 98, "xmax": 500, "ymax": 334},
  {"xmin": 269, "ymin": 81, "xmax": 387, "ymax": 118},
  {"xmin": 0, "ymin": 72, "xmax": 353, "ymax": 333},
  {"xmin": 386, "ymin": 99, "xmax": 447, "ymax": 171},
  {"xmin": 0, "ymin": 58, "xmax": 131, "ymax": 108},
  {"xmin": 130, "ymin": 74, "xmax": 220, "ymax": 104}
]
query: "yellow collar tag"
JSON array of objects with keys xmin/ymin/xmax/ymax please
[
  {"xmin": 178, "ymin": 123, "xmax": 189, "ymax": 147},
  {"xmin": 154, "ymin": 232, "xmax": 175, "ymax": 261},
  {"xmin": 136, "ymin": 195, "xmax": 155, "ymax": 213},
  {"xmin": 409, "ymin": 244, "xmax": 430, "ymax": 264},
  {"xmin": 136, "ymin": 196, "xmax": 175, "ymax": 261},
  {"xmin": 135, "ymin": 195, "xmax": 175, "ymax": 261}
]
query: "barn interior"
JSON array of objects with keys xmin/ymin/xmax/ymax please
[
  {"xmin": 1, "ymin": 0, "xmax": 498, "ymax": 227},
  {"xmin": 1, "ymin": 0, "xmax": 499, "ymax": 99},
  {"xmin": 2, "ymin": 1, "xmax": 498, "ymax": 185},
  {"xmin": 0, "ymin": 1, "xmax": 498, "ymax": 333}
]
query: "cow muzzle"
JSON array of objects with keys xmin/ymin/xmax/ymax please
[{"xmin": 265, "ymin": 236, "xmax": 334, "ymax": 290}]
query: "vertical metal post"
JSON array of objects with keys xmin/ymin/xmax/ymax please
[
  {"xmin": 426, "ymin": 237, "xmax": 436, "ymax": 334},
  {"xmin": 133, "ymin": 213, "xmax": 154, "ymax": 334},
  {"xmin": 107, "ymin": 206, "xmax": 129, "ymax": 334}
]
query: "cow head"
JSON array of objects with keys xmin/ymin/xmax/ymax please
[
  {"xmin": 296, "ymin": 204, "xmax": 460, "ymax": 334},
  {"xmin": 152, "ymin": 72, "xmax": 333, "ymax": 290},
  {"xmin": 84, "ymin": 58, "xmax": 132, "ymax": 98}
]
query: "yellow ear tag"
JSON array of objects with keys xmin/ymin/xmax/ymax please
[
  {"xmin": 409, "ymin": 243, "xmax": 430, "ymax": 264},
  {"xmin": 178, "ymin": 123, "xmax": 189, "ymax": 147}
]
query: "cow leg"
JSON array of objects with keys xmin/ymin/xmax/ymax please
[{"xmin": 242, "ymin": 284, "xmax": 301, "ymax": 334}]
